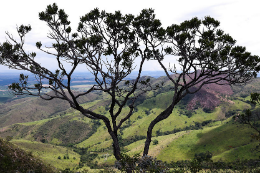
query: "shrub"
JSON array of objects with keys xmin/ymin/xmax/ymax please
[
  {"xmin": 137, "ymin": 155, "xmax": 169, "ymax": 172},
  {"xmin": 5, "ymin": 136, "xmax": 13, "ymax": 142},
  {"xmin": 153, "ymin": 139, "xmax": 159, "ymax": 145},
  {"xmin": 203, "ymin": 107, "xmax": 212, "ymax": 113},
  {"xmin": 186, "ymin": 110, "xmax": 193, "ymax": 118},
  {"xmin": 115, "ymin": 153, "xmax": 169, "ymax": 172}
]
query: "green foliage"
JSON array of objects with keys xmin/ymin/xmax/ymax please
[
  {"xmin": 78, "ymin": 151, "xmax": 98, "ymax": 169},
  {"xmin": 202, "ymin": 107, "xmax": 212, "ymax": 113},
  {"xmin": 9, "ymin": 139, "xmax": 80, "ymax": 170},
  {"xmin": 186, "ymin": 110, "xmax": 193, "ymax": 118},
  {"xmin": 118, "ymin": 135, "xmax": 146, "ymax": 147},
  {"xmin": 115, "ymin": 153, "xmax": 140, "ymax": 171},
  {"xmin": 236, "ymin": 92, "xmax": 260, "ymax": 156},
  {"xmin": 61, "ymin": 168, "xmax": 74, "ymax": 173},
  {"xmin": 1, "ymin": 86, "xmax": 260, "ymax": 169},
  {"xmin": 31, "ymin": 116, "xmax": 92, "ymax": 146},
  {"xmin": 170, "ymin": 158, "xmax": 260, "ymax": 172},
  {"xmin": 226, "ymin": 110, "xmax": 237, "ymax": 118},
  {"xmin": 156, "ymin": 129, "xmax": 162, "ymax": 136},
  {"xmin": 153, "ymin": 139, "xmax": 159, "ymax": 145},
  {"xmin": 5, "ymin": 136, "xmax": 13, "ymax": 142},
  {"xmin": 115, "ymin": 153, "xmax": 169, "ymax": 172},
  {"xmin": 194, "ymin": 151, "xmax": 212, "ymax": 163},
  {"xmin": 189, "ymin": 158, "xmax": 202, "ymax": 173}
]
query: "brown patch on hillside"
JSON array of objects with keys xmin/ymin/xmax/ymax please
[
  {"xmin": 187, "ymin": 83, "xmax": 233, "ymax": 110},
  {"xmin": 168, "ymin": 71, "xmax": 234, "ymax": 110}
]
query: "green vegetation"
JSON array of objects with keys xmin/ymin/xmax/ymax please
[
  {"xmin": 1, "ymin": 78, "xmax": 260, "ymax": 171},
  {"xmin": 0, "ymin": 138, "xmax": 56, "ymax": 172},
  {"xmin": 1, "ymin": 70, "xmax": 260, "ymax": 172},
  {"xmin": 1, "ymin": 1, "xmax": 259, "ymax": 165},
  {"xmin": 11, "ymin": 139, "xmax": 80, "ymax": 170}
]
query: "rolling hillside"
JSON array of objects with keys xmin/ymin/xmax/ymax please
[
  {"xmin": 0, "ymin": 91, "xmax": 99, "ymax": 128},
  {"xmin": 0, "ymin": 137, "xmax": 57, "ymax": 172},
  {"xmin": 1, "ymin": 75, "xmax": 260, "ymax": 170}
]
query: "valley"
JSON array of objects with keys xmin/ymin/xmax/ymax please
[{"xmin": 1, "ymin": 72, "xmax": 260, "ymax": 171}]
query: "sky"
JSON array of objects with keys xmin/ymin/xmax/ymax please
[{"xmin": 0, "ymin": 0, "xmax": 260, "ymax": 73}]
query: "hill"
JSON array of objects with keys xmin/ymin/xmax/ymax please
[
  {"xmin": 0, "ymin": 137, "xmax": 56, "ymax": 172},
  {"xmin": 0, "ymin": 91, "xmax": 98, "ymax": 128},
  {"xmin": 1, "ymin": 75, "xmax": 260, "ymax": 170}
]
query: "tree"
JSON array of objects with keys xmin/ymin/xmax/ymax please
[
  {"xmin": 0, "ymin": 3, "xmax": 259, "ymax": 168},
  {"xmin": 133, "ymin": 10, "xmax": 260, "ymax": 155},
  {"xmin": 0, "ymin": 3, "xmax": 160, "ymax": 163},
  {"xmin": 237, "ymin": 93, "xmax": 260, "ymax": 152}
]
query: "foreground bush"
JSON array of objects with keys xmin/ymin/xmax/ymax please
[
  {"xmin": 115, "ymin": 153, "xmax": 169, "ymax": 172},
  {"xmin": 113, "ymin": 152, "xmax": 260, "ymax": 173}
]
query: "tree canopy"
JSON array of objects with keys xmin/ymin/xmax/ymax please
[{"xmin": 0, "ymin": 3, "xmax": 259, "ymax": 165}]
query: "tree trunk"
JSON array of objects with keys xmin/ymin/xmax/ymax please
[
  {"xmin": 110, "ymin": 132, "xmax": 134, "ymax": 173},
  {"xmin": 109, "ymin": 131, "xmax": 121, "ymax": 160},
  {"xmin": 143, "ymin": 103, "xmax": 175, "ymax": 156}
]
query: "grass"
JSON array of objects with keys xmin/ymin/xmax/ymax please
[
  {"xmin": 125, "ymin": 131, "xmax": 189, "ymax": 157},
  {"xmin": 11, "ymin": 139, "xmax": 81, "ymax": 170},
  {"xmin": 0, "ymin": 138, "xmax": 56, "ymax": 172},
  {"xmin": 58, "ymin": 88, "xmax": 260, "ymax": 166},
  {"xmin": 92, "ymin": 117, "xmax": 259, "ymax": 165},
  {"xmin": 76, "ymin": 125, "xmax": 110, "ymax": 149},
  {"xmin": 156, "ymin": 118, "xmax": 258, "ymax": 162},
  {"xmin": 1, "ymin": 79, "xmax": 260, "ymax": 170},
  {"xmin": 17, "ymin": 118, "xmax": 53, "ymax": 126},
  {"xmin": 213, "ymin": 142, "xmax": 259, "ymax": 161},
  {"xmin": 156, "ymin": 129, "xmax": 206, "ymax": 161}
]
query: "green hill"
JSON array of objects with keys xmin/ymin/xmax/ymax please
[
  {"xmin": 11, "ymin": 139, "xmax": 81, "ymax": 170},
  {"xmin": 1, "ymin": 76, "xmax": 260, "ymax": 170},
  {"xmin": 0, "ymin": 91, "xmax": 98, "ymax": 128},
  {"xmin": 0, "ymin": 137, "xmax": 56, "ymax": 172}
]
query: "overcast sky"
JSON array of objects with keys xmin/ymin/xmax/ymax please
[{"xmin": 0, "ymin": 0, "xmax": 259, "ymax": 73}]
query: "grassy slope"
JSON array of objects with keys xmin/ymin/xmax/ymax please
[
  {"xmin": 0, "ymin": 138, "xmax": 57, "ymax": 172},
  {"xmin": 0, "ymin": 113, "xmax": 92, "ymax": 146},
  {"xmin": 93, "ymin": 118, "xmax": 259, "ymax": 165},
  {"xmin": 11, "ymin": 139, "xmax": 81, "ymax": 170},
  {"xmin": 0, "ymin": 91, "xmax": 98, "ymax": 128},
  {"xmin": 156, "ymin": 118, "xmax": 258, "ymax": 162},
  {"xmin": 76, "ymin": 93, "xmax": 256, "ymax": 165},
  {"xmin": 0, "ymin": 78, "xmax": 259, "ymax": 169}
]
